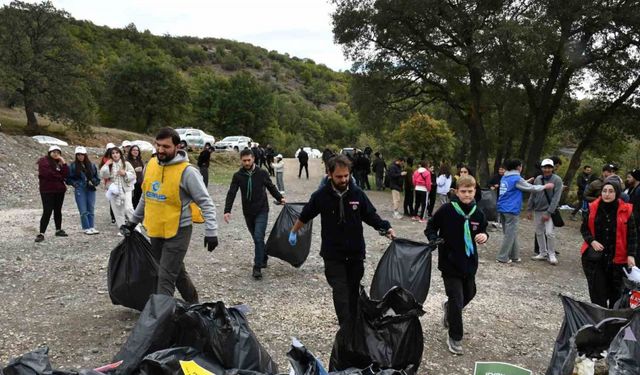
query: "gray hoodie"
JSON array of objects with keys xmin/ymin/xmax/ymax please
[
  {"xmin": 132, "ymin": 150, "xmax": 218, "ymax": 237},
  {"xmin": 527, "ymin": 173, "xmax": 563, "ymax": 213}
]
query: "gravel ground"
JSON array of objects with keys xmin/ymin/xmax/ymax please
[{"xmin": 0, "ymin": 144, "xmax": 591, "ymax": 374}]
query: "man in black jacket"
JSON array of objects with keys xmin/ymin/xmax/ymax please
[
  {"xmin": 289, "ymin": 155, "xmax": 396, "ymax": 326},
  {"xmin": 387, "ymin": 157, "xmax": 406, "ymax": 219},
  {"xmin": 197, "ymin": 144, "xmax": 212, "ymax": 188},
  {"xmin": 425, "ymin": 175, "xmax": 488, "ymax": 355},
  {"xmin": 224, "ymin": 149, "xmax": 285, "ymax": 279},
  {"xmin": 297, "ymin": 147, "xmax": 309, "ymax": 179},
  {"xmin": 571, "ymin": 165, "xmax": 596, "ymax": 220}
]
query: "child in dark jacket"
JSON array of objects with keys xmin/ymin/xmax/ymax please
[{"xmin": 425, "ymin": 175, "xmax": 488, "ymax": 355}]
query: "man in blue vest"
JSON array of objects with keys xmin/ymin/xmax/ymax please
[{"xmin": 496, "ymin": 159, "xmax": 554, "ymax": 264}]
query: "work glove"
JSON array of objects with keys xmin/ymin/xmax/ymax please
[
  {"xmin": 288, "ymin": 231, "xmax": 297, "ymax": 246},
  {"xmin": 204, "ymin": 236, "xmax": 218, "ymax": 252},
  {"xmin": 119, "ymin": 221, "xmax": 138, "ymax": 236}
]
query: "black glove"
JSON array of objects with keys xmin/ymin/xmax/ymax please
[
  {"xmin": 204, "ymin": 236, "xmax": 218, "ymax": 252},
  {"xmin": 119, "ymin": 221, "xmax": 137, "ymax": 236}
]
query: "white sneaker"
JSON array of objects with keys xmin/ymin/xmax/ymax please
[
  {"xmin": 548, "ymin": 254, "xmax": 558, "ymax": 265},
  {"xmin": 84, "ymin": 229, "xmax": 92, "ymax": 235},
  {"xmin": 531, "ymin": 254, "xmax": 547, "ymax": 261},
  {"xmin": 90, "ymin": 228, "xmax": 100, "ymax": 234},
  {"xmin": 117, "ymin": 232, "xmax": 123, "ymax": 237},
  {"xmin": 393, "ymin": 212, "xmax": 403, "ymax": 219}
]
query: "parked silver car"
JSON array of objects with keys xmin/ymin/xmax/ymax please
[{"xmin": 214, "ymin": 136, "xmax": 253, "ymax": 152}]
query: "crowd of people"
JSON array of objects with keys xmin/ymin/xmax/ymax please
[{"xmin": 34, "ymin": 133, "xmax": 638, "ymax": 357}]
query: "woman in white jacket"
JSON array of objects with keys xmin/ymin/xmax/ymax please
[
  {"xmin": 271, "ymin": 154, "xmax": 285, "ymax": 194},
  {"xmin": 436, "ymin": 163, "xmax": 452, "ymax": 205},
  {"xmin": 100, "ymin": 146, "xmax": 136, "ymax": 233}
]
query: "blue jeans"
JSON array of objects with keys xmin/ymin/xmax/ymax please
[
  {"xmin": 245, "ymin": 210, "xmax": 269, "ymax": 267},
  {"xmin": 74, "ymin": 187, "xmax": 96, "ymax": 230}
]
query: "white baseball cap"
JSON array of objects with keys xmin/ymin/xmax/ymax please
[
  {"xmin": 541, "ymin": 158, "xmax": 554, "ymax": 167},
  {"xmin": 105, "ymin": 143, "xmax": 116, "ymax": 152},
  {"xmin": 75, "ymin": 146, "xmax": 87, "ymax": 154},
  {"xmin": 48, "ymin": 145, "xmax": 61, "ymax": 153},
  {"xmin": 276, "ymin": 154, "xmax": 283, "ymax": 159},
  {"xmin": 122, "ymin": 140, "xmax": 132, "ymax": 147}
]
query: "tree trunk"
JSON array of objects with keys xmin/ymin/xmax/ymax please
[
  {"xmin": 517, "ymin": 117, "xmax": 532, "ymax": 160},
  {"xmin": 468, "ymin": 67, "xmax": 490, "ymax": 184},
  {"xmin": 25, "ymin": 101, "xmax": 39, "ymax": 134},
  {"xmin": 563, "ymin": 136, "xmax": 591, "ymax": 189}
]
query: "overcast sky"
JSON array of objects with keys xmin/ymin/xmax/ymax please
[{"xmin": 2, "ymin": 0, "xmax": 352, "ymax": 71}]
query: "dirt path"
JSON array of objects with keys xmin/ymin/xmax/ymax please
[{"xmin": 0, "ymin": 158, "xmax": 590, "ymax": 374}]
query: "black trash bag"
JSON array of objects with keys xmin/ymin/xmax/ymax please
[
  {"xmin": 1, "ymin": 347, "xmax": 54, "ymax": 375},
  {"xmin": 614, "ymin": 278, "xmax": 640, "ymax": 310},
  {"xmin": 174, "ymin": 301, "xmax": 278, "ymax": 374},
  {"xmin": 370, "ymin": 239, "xmax": 433, "ymax": 304},
  {"xmin": 114, "ymin": 294, "xmax": 182, "ymax": 375},
  {"xmin": 329, "ymin": 287, "xmax": 424, "ymax": 374},
  {"xmin": 1, "ymin": 347, "xmax": 103, "ymax": 375},
  {"xmin": 108, "ymin": 231, "xmax": 158, "ymax": 311},
  {"xmin": 546, "ymin": 294, "xmax": 640, "ymax": 375},
  {"xmin": 135, "ymin": 347, "xmax": 225, "ymax": 375},
  {"xmin": 287, "ymin": 338, "xmax": 328, "ymax": 375},
  {"xmin": 573, "ymin": 317, "xmax": 629, "ymax": 358},
  {"xmin": 329, "ymin": 365, "xmax": 411, "ymax": 375},
  {"xmin": 607, "ymin": 312, "xmax": 640, "ymax": 374},
  {"xmin": 266, "ymin": 203, "xmax": 312, "ymax": 268},
  {"xmin": 477, "ymin": 189, "xmax": 497, "ymax": 222}
]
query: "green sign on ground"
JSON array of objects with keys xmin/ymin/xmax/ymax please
[{"xmin": 474, "ymin": 362, "xmax": 532, "ymax": 375}]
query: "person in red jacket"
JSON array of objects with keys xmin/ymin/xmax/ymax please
[
  {"xmin": 580, "ymin": 181, "xmax": 637, "ymax": 308},
  {"xmin": 35, "ymin": 145, "xmax": 70, "ymax": 242}
]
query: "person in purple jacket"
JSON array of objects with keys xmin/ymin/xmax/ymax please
[{"xmin": 35, "ymin": 145, "xmax": 70, "ymax": 242}]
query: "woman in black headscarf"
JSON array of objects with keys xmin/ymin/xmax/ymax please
[{"xmin": 580, "ymin": 181, "xmax": 637, "ymax": 308}]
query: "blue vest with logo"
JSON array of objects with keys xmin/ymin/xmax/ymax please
[{"xmin": 497, "ymin": 174, "xmax": 523, "ymax": 214}]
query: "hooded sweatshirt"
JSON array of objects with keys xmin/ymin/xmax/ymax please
[
  {"xmin": 413, "ymin": 167, "xmax": 432, "ymax": 192},
  {"xmin": 131, "ymin": 150, "xmax": 218, "ymax": 237},
  {"xmin": 527, "ymin": 173, "xmax": 563, "ymax": 214}
]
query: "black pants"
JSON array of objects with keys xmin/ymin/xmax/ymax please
[
  {"xmin": 199, "ymin": 166, "xmax": 209, "ymax": 188},
  {"xmin": 324, "ymin": 258, "xmax": 365, "ymax": 327},
  {"xmin": 428, "ymin": 189, "xmax": 437, "ymax": 216},
  {"xmin": 356, "ymin": 171, "xmax": 367, "ymax": 190},
  {"xmin": 582, "ymin": 258, "xmax": 625, "ymax": 308},
  {"xmin": 132, "ymin": 182, "xmax": 143, "ymax": 209},
  {"xmin": 363, "ymin": 173, "xmax": 371, "ymax": 190},
  {"xmin": 443, "ymin": 274, "xmax": 477, "ymax": 341},
  {"xmin": 298, "ymin": 163, "xmax": 309, "ymax": 179},
  {"xmin": 40, "ymin": 192, "xmax": 65, "ymax": 234},
  {"xmin": 414, "ymin": 190, "xmax": 428, "ymax": 219},
  {"xmin": 150, "ymin": 225, "xmax": 199, "ymax": 304},
  {"xmin": 375, "ymin": 173, "xmax": 384, "ymax": 191},
  {"xmin": 403, "ymin": 188, "xmax": 415, "ymax": 216}
]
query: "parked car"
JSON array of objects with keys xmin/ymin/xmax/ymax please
[
  {"xmin": 175, "ymin": 128, "xmax": 215, "ymax": 150},
  {"xmin": 130, "ymin": 140, "xmax": 154, "ymax": 153},
  {"xmin": 214, "ymin": 136, "xmax": 253, "ymax": 152},
  {"xmin": 32, "ymin": 135, "xmax": 69, "ymax": 146},
  {"xmin": 294, "ymin": 147, "xmax": 322, "ymax": 159},
  {"xmin": 340, "ymin": 147, "xmax": 361, "ymax": 158}
]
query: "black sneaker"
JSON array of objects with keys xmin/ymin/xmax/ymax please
[
  {"xmin": 34, "ymin": 234, "xmax": 44, "ymax": 243},
  {"xmin": 252, "ymin": 266, "xmax": 262, "ymax": 280},
  {"xmin": 55, "ymin": 229, "xmax": 68, "ymax": 237}
]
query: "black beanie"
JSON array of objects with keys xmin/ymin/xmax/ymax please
[{"xmin": 630, "ymin": 169, "xmax": 640, "ymax": 182}]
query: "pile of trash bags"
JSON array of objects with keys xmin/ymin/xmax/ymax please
[
  {"xmin": 546, "ymin": 294, "xmax": 640, "ymax": 375},
  {"xmin": 2, "ymin": 289, "xmax": 426, "ymax": 375}
]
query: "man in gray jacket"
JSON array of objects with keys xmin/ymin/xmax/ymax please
[
  {"xmin": 527, "ymin": 158, "xmax": 563, "ymax": 265},
  {"xmin": 123, "ymin": 127, "xmax": 218, "ymax": 304}
]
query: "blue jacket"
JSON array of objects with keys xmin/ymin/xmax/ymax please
[
  {"xmin": 66, "ymin": 162, "xmax": 99, "ymax": 190},
  {"xmin": 497, "ymin": 173, "xmax": 524, "ymax": 214},
  {"xmin": 299, "ymin": 180, "xmax": 391, "ymax": 260}
]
